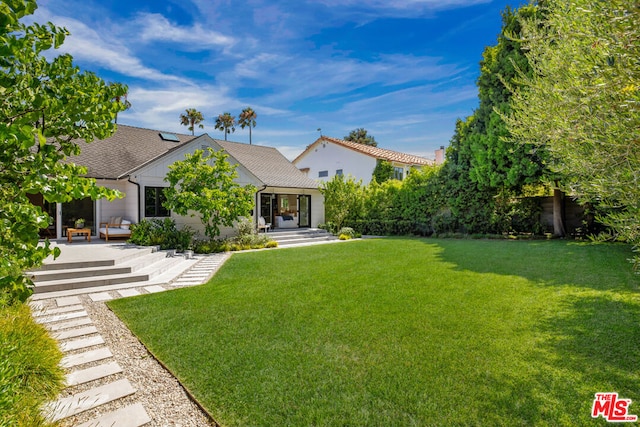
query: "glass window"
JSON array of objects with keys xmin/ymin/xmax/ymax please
[
  {"xmin": 336, "ymin": 169, "xmax": 343, "ymax": 177},
  {"xmin": 393, "ymin": 167, "xmax": 404, "ymax": 180},
  {"xmin": 318, "ymin": 170, "xmax": 329, "ymax": 178},
  {"xmin": 145, "ymin": 187, "xmax": 170, "ymax": 217}
]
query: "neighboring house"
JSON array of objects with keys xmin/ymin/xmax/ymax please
[
  {"xmin": 293, "ymin": 136, "xmax": 434, "ymax": 185},
  {"xmin": 32, "ymin": 125, "xmax": 323, "ymax": 239}
]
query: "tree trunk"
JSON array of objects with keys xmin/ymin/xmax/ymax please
[{"xmin": 553, "ymin": 182, "xmax": 566, "ymax": 237}]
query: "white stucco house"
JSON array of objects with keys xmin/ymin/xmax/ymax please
[
  {"xmin": 30, "ymin": 125, "xmax": 324, "ymax": 239},
  {"xmin": 293, "ymin": 136, "xmax": 434, "ymax": 185}
]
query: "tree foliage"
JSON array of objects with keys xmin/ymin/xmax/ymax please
[
  {"xmin": 468, "ymin": 5, "xmax": 545, "ymax": 192},
  {"xmin": 372, "ymin": 159, "xmax": 394, "ymax": 183},
  {"xmin": 438, "ymin": 118, "xmax": 497, "ymax": 233},
  {"xmin": 163, "ymin": 148, "xmax": 255, "ymax": 240},
  {"xmin": 214, "ymin": 112, "xmax": 236, "ymax": 140},
  {"xmin": 0, "ymin": 0, "xmax": 126, "ymax": 304},
  {"xmin": 238, "ymin": 107, "xmax": 257, "ymax": 145},
  {"xmin": 319, "ymin": 175, "xmax": 365, "ymax": 231},
  {"xmin": 507, "ymin": 0, "xmax": 640, "ymax": 252},
  {"xmin": 179, "ymin": 108, "xmax": 204, "ymax": 135},
  {"xmin": 344, "ymin": 128, "xmax": 377, "ymax": 147}
]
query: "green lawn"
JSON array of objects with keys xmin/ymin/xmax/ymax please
[{"xmin": 108, "ymin": 238, "xmax": 640, "ymax": 426}]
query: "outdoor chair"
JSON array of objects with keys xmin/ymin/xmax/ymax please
[{"xmin": 258, "ymin": 216, "xmax": 271, "ymax": 233}]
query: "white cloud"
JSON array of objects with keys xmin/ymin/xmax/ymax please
[
  {"xmin": 135, "ymin": 13, "xmax": 235, "ymax": 50},
  {"xmin": 32, "ymin": 8, "xmax": 189, "ymax": 84},
  {"xmin": 317, "ymin": 0, "xmax": 491, "ymax": 12},
  {"xmin": 226, "ymin": 53, "xmax": 464, "ymax": 106}
]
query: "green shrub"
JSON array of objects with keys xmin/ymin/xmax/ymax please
[
  {"xmin": 129, "ymin": 218, "xmax": 194, "ymax": 251},
  {"xmin": 229, "ymin": 219, "xmax": 273, "ymax": 250},
  {"xmin": 265, "ymin": 241, "xmax": 279, "ymax": 248},
  {"xmin": 338, "ymin": 227, "xmax": 356, "ymax": 238},
  {"xmin": 193, "ymin": 238, "xmax": 229, "ymax": 254},
  {"xmin": 0, "ymin": 303, "xmax": 64, "ymax": 426},
  {"xmin": 318, "ymin": 222, "xmax": 338, "ymax": 234}
]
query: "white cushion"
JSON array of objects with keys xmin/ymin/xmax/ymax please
[{"xmin": 120, "ymin": 219, "xmax": 131, "ymax": 230}]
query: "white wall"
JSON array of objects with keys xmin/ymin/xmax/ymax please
[
  {"xmin": 294, "ymin": 141, "xmax": 377, "ymax": 185},
  {"xmin": 95, "ymin": 179, "xmax": 138, "ymax": 226},
  {"xmin": 131, "ymin": 137, "xmax": 262, "ymax": 238}
]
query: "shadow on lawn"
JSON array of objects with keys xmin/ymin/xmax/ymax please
[
  {"xmin": 420, "ymin": 238, "xmax": 639, "ymax": 293},
  {"xmin": 478, "ymin": 294, "xmax": 640, "ymax": 425},
  {"xmin": 414, "ymin": 238, "xmax": 640, "ymax": 423}
]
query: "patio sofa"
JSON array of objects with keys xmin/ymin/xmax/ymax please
[
  {"xmin": 275, "ymin": 215, "xmax": 297, "ymax": 229},
  {"xmin": 99, "ymin": 218, "xmax": 133, "ymax": 241}
]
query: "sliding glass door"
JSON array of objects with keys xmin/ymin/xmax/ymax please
[{"xmin": 298, "ymin": 195, "xmax": 310, "ymax": 228}]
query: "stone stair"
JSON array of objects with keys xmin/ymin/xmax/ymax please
[
  {"xmin": 268, "ymin": 228, "xmax": 339, "ymax": 247},
  {"xmin": 33, "ymin": 302, "xmax": 152, "ymax": 426},
  {"xmin": 28, "ymin": 247, "xmax": 199, "ymax": 297}
]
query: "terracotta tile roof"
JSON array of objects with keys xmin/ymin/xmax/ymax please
[
  {"xmin": 216, "ymin": 140, "xmax": 318, "ymax": 189},
  {"xmin": 68, "ymin": 125, "xmax": 194, "ymax": 179},
  {"xmin": 295, "ymin": 136, "xmax": 433, "ymax": 166}
]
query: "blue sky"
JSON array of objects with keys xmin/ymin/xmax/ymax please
[{"xmin": 33, "ymin": 0, "xmax": 519, "ymax": 160}]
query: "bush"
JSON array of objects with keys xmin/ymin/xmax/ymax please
[
  {"xmin": 318, "ymin": 222, "xmax": 338, "ymax": 234},
  {"xmin": 338, "ymin": 227, "xmax": 356, "ymax": 238},
  {"xmin": 338, "ymin": 234, "xmax": 351, "ymax": 240},
  {"xmin": 129, "ymin": 218, "xmax": 194, "ymax": 251},
  {"xmin": 229, "ymin": 218, "xmax": 273, "ymax": 250},
  {"xmin": 0, "ymin": 303, "xmax": 64, "ymax": 426}
]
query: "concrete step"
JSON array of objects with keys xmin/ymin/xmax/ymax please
[
  {"xmin": 32, "ymin": 304, "xmax": 85, "ymax": 316},
  {"xmin": 36, "ymin": 245, "xmax": 157, "ymax": 272},
  {"xmin": 76, "ymin": 403, "xmax": 151, "ymax": 427},
  {"xmin": 60, "ymin": 335, "xmax": 105, "ymax": 352},
  {"xmin": 33, "ymin": 251, "xmax": 192, "ymax": 295},
  {"xmin": 46, "ymin": 378, "xmax": 136, "ymax": 422},
  {"xmin": 33, "ymin": 273, "xmax": 151, "ymax": 294},
  {"xmin": 29, "ymin": 253, "xmax": 223, "ymax": 300},
  {"xmin": 53, "ymin": 326, "xmax": 99, "ymax": 341},
  {"xmin": 34, "ymin": 259, "xmax": 115, "ymax": 272},
  {"xmin": 31, "ymin": 265, "xmax": 133, "ymax": 283},
  {"xmin": 269, "ymin": 229, "xmax": 337, "ymax": 245},
  {"xmin": 277, "ymin": 236, "xmax": 339, "ymax": 246},
  {"xmin": 34, "ymin": 310, "xmax": 89, "ymax": 324},
  {"xmin": 66, "ymin": 361, "xmax": 123, "ymax": 386},
  {"xmin": 61, "ymin": 347, "xmax": 113, "ymax": 369},
  {"xmin": 46, "ymin": 317, "xmax": 93, "ymax": 331}
]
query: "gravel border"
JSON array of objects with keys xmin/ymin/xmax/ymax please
[{"xmin": 49, "ymin": 291, "xmax": 216, "ymax": 427}]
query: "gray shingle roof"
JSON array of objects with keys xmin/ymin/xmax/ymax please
[
  {"xmin": 216, "ymin": 139, "xmax": 318, "ymax": 189},
  {"xmin": 67, "ymin": 125, "xmax": 317, "ymax": 189},
  {"xmin": 68, "ymin": 125, "xmax": 194, "ymax": 179}
]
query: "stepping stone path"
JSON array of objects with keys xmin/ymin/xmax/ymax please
[{"xmin": 31, "ymin": 253, "xmax": 229, "ymax": 426}]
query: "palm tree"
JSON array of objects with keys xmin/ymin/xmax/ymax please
[
  {"xmin": 214, "ymin": 112, "xmax": 236, "ymax": 140},
  {"xmin": 110, "ymin": 83, "xmax": 131, "ymax": 124},
  {"xmin": 238, "ymin": 107, "xmax": 257, "ymax": 144},
  {"xmin": 179, "ymin": 108, "xmax": 204, "ymax": 135}
]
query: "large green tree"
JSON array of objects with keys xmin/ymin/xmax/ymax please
[
  {"xmin": 179, "ymin": 108, "xmax": 204, "ymax": 135},
  {"xmin": 508, "ymin": 0, "xmax": 639, "ymax": 248},
  {"xmin": 163, "ymin": 148, "xmax": 255, "ymax": 240},
  {"xmin": 468, "ymin": 5, "xmax": 544, "ymax": 192},
  {"xmin": 344, "ymin": 128, "xmax": 377, "ymax": 147},
  {"xmin": 214, "ymin": 112, "xmax": 236, "ymax": 140},
  {"xmin": 319, "ymin": 175, "xmax": 365, "ymax": 231},
  {"xmin": 238, "ymin": 107, "xmax": 257, "ymax": 145},
  {"xmin": 439, "ymin": 117, "xmax": 497, "ymax": 233},
  {"xmin": 0, "ymin": 0, "xmax": 127, "ymax": 304}
]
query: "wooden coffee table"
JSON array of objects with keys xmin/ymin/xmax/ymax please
[{"xmin": 67, "ymin": 228, "xmax": 91, "ymax": 243}]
